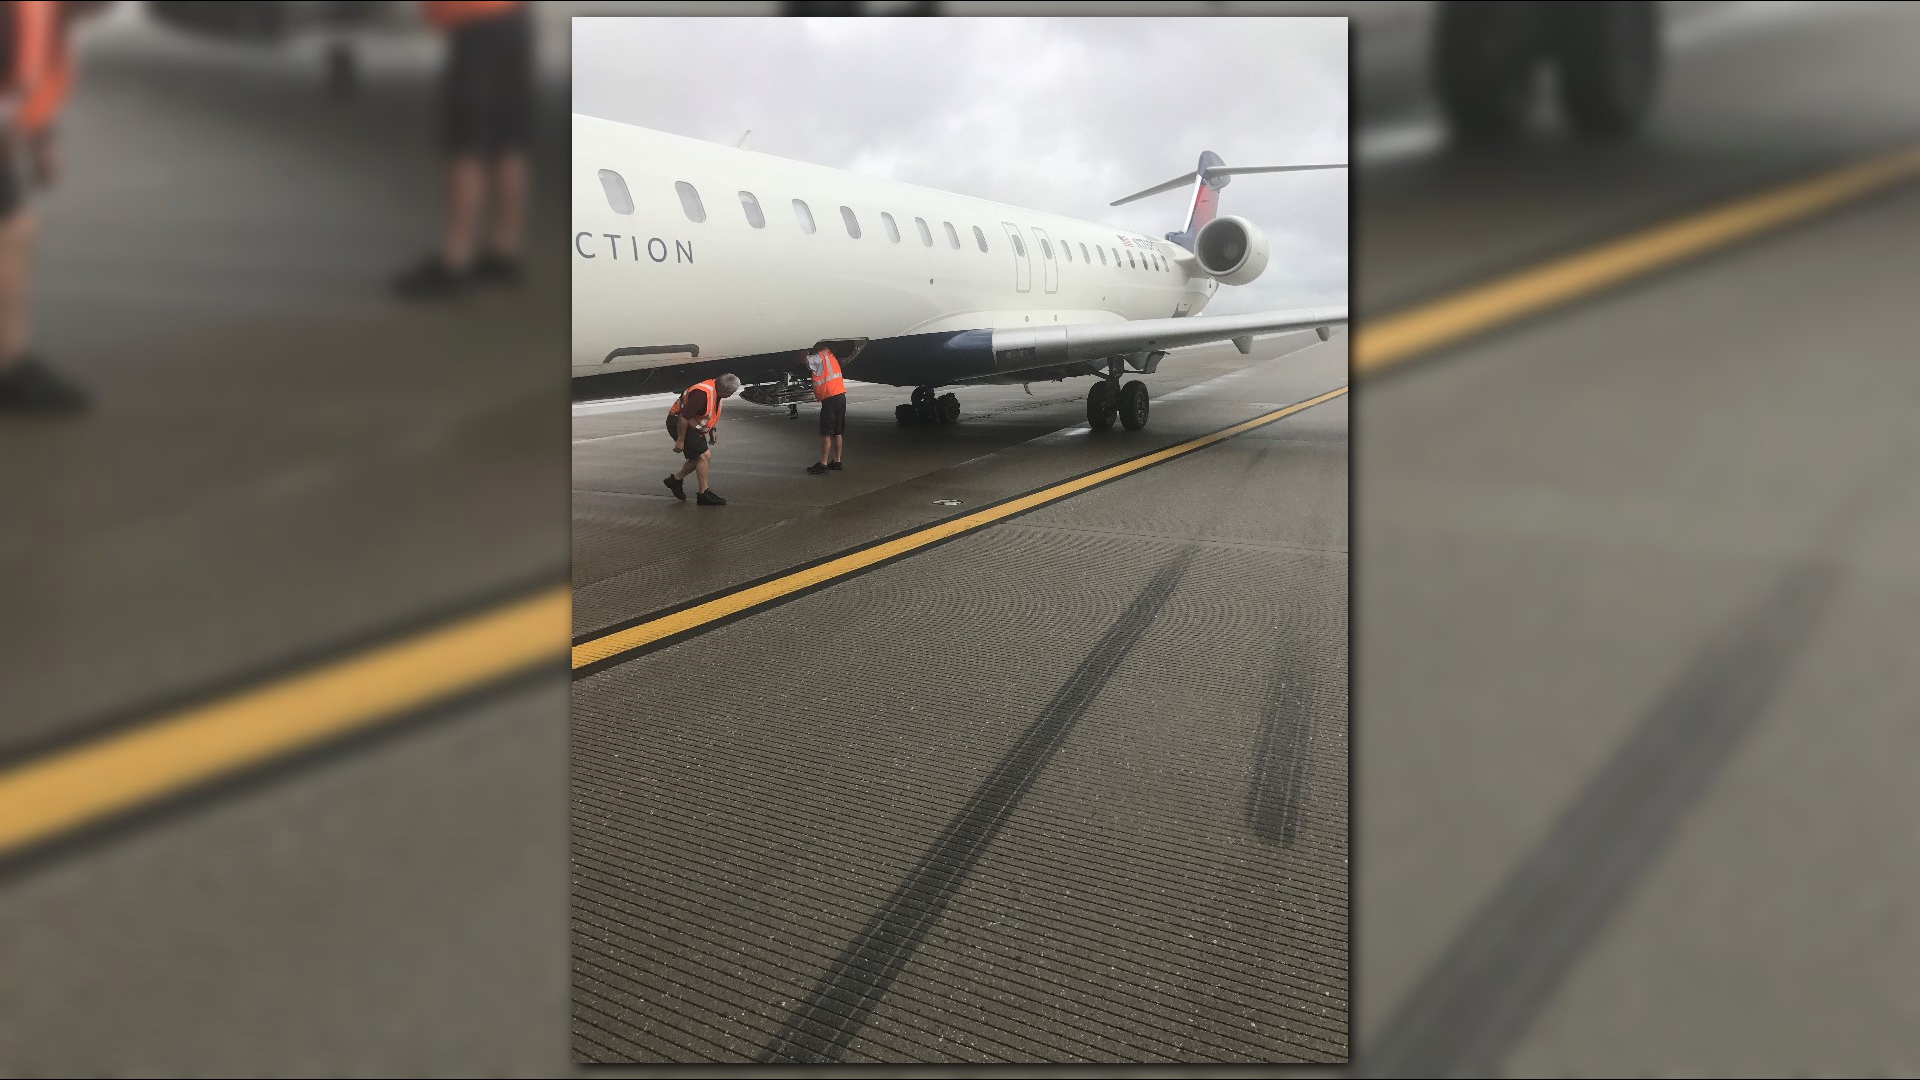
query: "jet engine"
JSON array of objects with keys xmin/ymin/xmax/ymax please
[{"xmin": 1192, "ymin": 215, "xmax": 1270, "ymax": 287}]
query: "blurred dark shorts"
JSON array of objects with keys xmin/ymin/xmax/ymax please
[
  {"xmin": 441, "ymin": 5, "xmax": 533, "ymax": 157},
  {"xmin": 666, "ymin": 414, "xmax": 709, "ymax": 460},
  {"xmin": 818, "ymin": 392, "xmax": 847, "ymax": 436}
]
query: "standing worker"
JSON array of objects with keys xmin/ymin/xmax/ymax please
[
  {"xmin": 393, "ymin": 0, "xmax": 532, "ymax": 300},
  {"xmin": 0, "ymin": 0, "xmax": 111, "ymax": 414},
  {"xmin": 664, "ymin": 373, "xmax": 739, "ymax": 506},
  {"xmin": 804, "ymin": 344, "xmax": 846, "ymax": 474}
]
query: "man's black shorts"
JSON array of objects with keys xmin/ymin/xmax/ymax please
[
  {"xmin": 666, "ymin": 414, "xmax": 709, "ymax": 460},
  {"xmin": 818, "ymin": 392, "xmax": 847, "ymax": 436},
  {"xmin": 441, "ymin": 6, "xmax": 533, "ymax": 157}
]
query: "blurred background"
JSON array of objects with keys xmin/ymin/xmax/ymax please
[{"xmin": 1, "ymin": 0, "xmax": 1916, "ymax": 1074}]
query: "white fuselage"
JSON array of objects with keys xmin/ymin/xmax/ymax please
[{"xmin": 572, "ymin": 114, "xmax": 1219, "ymax": 380}]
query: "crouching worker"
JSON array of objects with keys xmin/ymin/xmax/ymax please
[{"xmin": 664, "ymin": 372, "xmax": 739, "ymax": 506}]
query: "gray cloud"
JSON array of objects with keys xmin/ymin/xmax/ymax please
[{"xmin": 572, "ymin": 15, "xmax": 1347, "ymax": 315}]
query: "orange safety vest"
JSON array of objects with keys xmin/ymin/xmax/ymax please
[
  {"xmin": 669, "ymin": 379, "xmax": 723, "ymax": 433},
  {"xmin": 420, "ymin": 0, "xmax": 523, "ymax": 31},
  {"xmin": 807, "ymin": 348, "xmax": 845, "ymax": 401},
  {"xmin": 9, "ymin": 2, "xmax": 71, "ymax": 136}
]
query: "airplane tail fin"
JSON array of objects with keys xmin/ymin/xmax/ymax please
[{"xmin": 1110, "ymin": 151, "xmax": 1347, "ymax": 252}]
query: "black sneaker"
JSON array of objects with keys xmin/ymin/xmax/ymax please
[
  {"xmin": 696, "ymin": 489, "xmax": 726, "ymax": 506},
  {"xmin": 663, "ymin": 475, "xmax": 686, "ymax": 501},
  {"xmin": 807, "ymin": 462, "xmax": 828, "ymax": 475},
  {"xmin": 0, "ymin": 355, "xmax": 88, "ymax": 414},
  {"xmin": 828, "ymin": 461, "xmax": 843, "ymax": 471},
  {"xmin": 393, "ymin": 255, "xmax": 469, "ymax": 300},
  {"xmin": 473, "ymin": 251, "xmax": 523, "ymax": 286}
]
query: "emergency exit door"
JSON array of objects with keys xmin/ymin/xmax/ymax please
[
  {"xmin": 1001, "ymin": 222, "xmax": 1031, "ymax": 293},
  {"xmin": 1029, "ymin": 225, "xmax": 1059, "ymax": 294}
]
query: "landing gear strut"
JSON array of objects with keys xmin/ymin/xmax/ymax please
[
  {"xmin": 897, "ymin": 385, "xmax": 960, "ymax": 425},
  {"xmin": 1086, "ymin": 373, "xmax": 1150, "ymax": 432}
]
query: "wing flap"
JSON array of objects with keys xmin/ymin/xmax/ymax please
[{"xmin": 989, "ymin": 306, "xmax": 1347, "ymax": 371}]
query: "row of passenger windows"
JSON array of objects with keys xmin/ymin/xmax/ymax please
[{"xmin": 599, "ymin": 169, "xmax": 1173, "ymax": 273}]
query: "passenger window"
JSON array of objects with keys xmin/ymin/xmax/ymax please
[
  {"xmin": 1011, "ymin": 233, "xmax": 1026, "ymax": 257},
  {"xmin": 915, "ymin": 217, "xmax": 933, "ymax": 246},
  {"xmin": 841, "ymin": 205, "xmax": 861, "ymax": 239},
  {"xmin": 882, "ymin": 212, "xmax": 901, "ymax": 243},
  {"xmin": 1098, "ymin": 247, "xmax": 1106, "ymax": 265},
  {"xmin": 1041, "ymin": 238, "xmax": 1054, "ymax": 259},
  {"xmin": 738, "ymin": 190, "xmax": 765, "ymax": 229},
  {"xmin": 943, "ymin": 221, "xmax": 960, "ymax": 249},
  {"xmin": 1062, "ymin": 242, "xmax": 1072, "ymax": 262},
  {"xmin": 598, "ymin": 170, "xmax": 634, "ymax": 215},
  {"xmin": 793, "ymin": 198, "xmax": 816, "ymax": 234},
  {"xmin": 1081, "ymin": 243, "xmax": 1091, "ymax": 263},
  {"xmin": 973, "ymin": 225, "xmax": 988, "ymax": 252},
  {"xmin": 675, "ymin": 181, "xmax": 706, "ymax": 223},
  {"xmin": 1128, "ymin": 250, "xmax": 1137, "ymax": 269}
]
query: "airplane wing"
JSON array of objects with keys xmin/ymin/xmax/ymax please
[{"xmin": 985, "ymin": 306, "xmax": 1348, "ymax": 373}]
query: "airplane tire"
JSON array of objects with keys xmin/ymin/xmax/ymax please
[
  {"xmin": 896, "ymin": 403, "xmax": 914, "ymax": 424},
  {"xmin": 1119, "ymin": 380, "xmax": 1150, "ymax": 431},
  {"xmin": 938, "ymin": 393, "xmax": 961, "ymax": 424},
  {"xmin": 1550, "ymin": 2, "xmax": 1660, "ymax": 139},
  {"xmin": 1087, "ymin": 381, "xmax": 1118, "ymax": 431},
  {"xmin": 1434, "ymin": 1, "xmax": 1547, "ymax": 143}
]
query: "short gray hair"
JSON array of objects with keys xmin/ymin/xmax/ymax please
[{"xmin": 716, "ymin": 373, "xmax": 741, "ymax": 395}]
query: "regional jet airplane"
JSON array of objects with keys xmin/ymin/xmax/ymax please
[{"xmin": 572, "ymin": 113, "xmax": 1347, "ymax": 431}]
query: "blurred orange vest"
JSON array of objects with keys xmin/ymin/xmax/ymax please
[
  {"xmin": 9, "ymin": 2, "xmax": 71, "ymax": 135},
  {"xmin": 420, "ymin": 1, "xmax": 524, "ymax": 31}
]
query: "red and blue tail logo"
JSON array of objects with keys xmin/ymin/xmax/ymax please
[{"xmin": 1167, "ymin": 151, "xmax": 1227, "ymax": 252}]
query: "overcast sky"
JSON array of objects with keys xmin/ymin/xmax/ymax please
[{"xmin": 572, "ymin": 16, "xmax": 1347, "ymax": 316}]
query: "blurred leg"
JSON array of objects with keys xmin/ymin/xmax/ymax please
[
  {"xmin": 0, "ymin": 209, "xmax": 35, "ymax": 364},
  {"xmin": 476, "ymin": 7, "xmax": 532, "ymax": 278},
  {"xmin": 395, "ymin": 18, "xmax": 483, "ymax": 298},
  {"xmin": 0, "ymin": 187, "xmax": 85, "ymax": 411},
  {"xmin": 442, "ymin": 157, "xmax": 483, "ymax": 270}
]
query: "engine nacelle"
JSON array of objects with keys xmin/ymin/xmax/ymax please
[{"xmin": 1192, "ymin": 215, "xmax": 1270, "ymax": 287}]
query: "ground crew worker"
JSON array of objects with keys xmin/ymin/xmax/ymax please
[
  {"xmin": 0, "ymin": 0, "xmax": 110, "ymax": 414},
  {"xmin": 663, "ymin": 372, "xmax": 739, "ymax": 506},
  {"xmin": 393, "ymin": 0, "xmax": 532, "ymax": 300},
  {"xmin": 804, "ymin": 345, "xmax": 846, "ymax": 474}
]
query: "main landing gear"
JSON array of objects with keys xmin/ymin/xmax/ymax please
[
  {"xmin": 1087, "ymin": 376, "xmax": 1150, "ymax": 432},
  {"xmin": 897, "ymin": 384, "xmax": 961, "ymax": 425}
]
